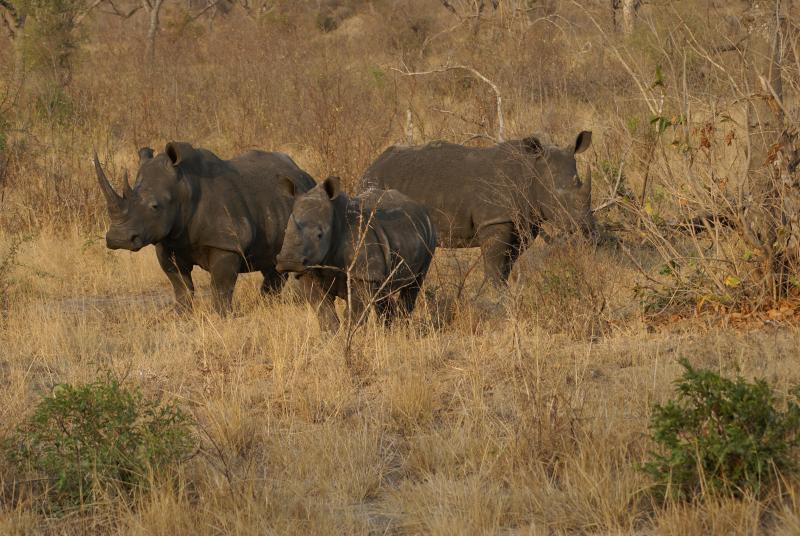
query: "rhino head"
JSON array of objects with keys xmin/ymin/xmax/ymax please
[
  {"xmin": 527, "ymin": 130, "xmax": 595, "ymax": 237},
  {"xmin": 275, "ymin": 176, "xmax": 342, "ymax": 273},
  {"xmin": 95, "ymin": 142, "xmax": 193, "ymax": 251}
]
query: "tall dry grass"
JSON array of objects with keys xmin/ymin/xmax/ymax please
[{"xmin": 2, "ymin": 0, "xmax": 800, "ymax": 533}]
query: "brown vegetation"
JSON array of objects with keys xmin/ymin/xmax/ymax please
[{"xmin": 2, "ymin": 0, "xmax": 800, "ymax": 533}]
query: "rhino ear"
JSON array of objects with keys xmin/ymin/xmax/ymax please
[
  {"xmin": 523, "ymin": 136, "xmax": 544, "ymax": 156},
  {"xmin": 322, "ymin": 176, "xmax": 342, "ymax": 200},
  {"xmin": 278, "ymin": 175, "xmax": 297, "ymax": 197},
  {"xmin": 138, "ymin": 147, "xmax": 154, "ymax": 164},
  {"xmin": 574, "ymin": 131, "xmax": 592, "ymax": 155},
  {"xmin": 165, "ymin": 142, "xmax": 194, "ymax": 167}
]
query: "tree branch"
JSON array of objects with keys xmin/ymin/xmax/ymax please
[
  {"xmin": 104, "ymin": 0, "xmax": 142, "ymax": 18},
  {"xmin": 0, "ymin": 0, "xmax": 23, "ymax": 38},
  {"xmin": 187, "ymin": 0, "xmax": 221, "ymax": 23},
  {"xmin": 392, "ymin": 63, "xmax": 504, "ymax": 142},
  {"xmin": 74, "ymin": 0, "xmax": 106, "ymax": 26}
]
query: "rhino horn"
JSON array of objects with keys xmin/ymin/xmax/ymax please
[
  {"xmin": 94, "ymin": 153, "xmax": 124, "ymax": 212},
  {"xmin": 122, "ymin": 169, "xmax": 133, "ymax": 199}
]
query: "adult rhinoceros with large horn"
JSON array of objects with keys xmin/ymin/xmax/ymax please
[
  {"xmin": 360, "ymin": 131, "xmax": 595, "ymax": 287},
  {"xmin": 94, "ymin": 142, "xmax": 315, "ymax": 313}
]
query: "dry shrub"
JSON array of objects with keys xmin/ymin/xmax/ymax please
[{"xmin": 511, "ymin": 241, "xmax": 611, "ymax": 339}]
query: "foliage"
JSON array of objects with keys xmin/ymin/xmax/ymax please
[
  {"xmin": 0, "ymin": 233, "xmax": 28, "ymax": 314},
  {"xmin": 4, "ymin": 376, "xmax": 196, "ymax": 512},
  {"xmin": 643, "ymin": 359, "xmax": 800, "ymax": 500},
  {"xmin": 16, "ymin": 0, "xmax": 86, "ymax": 90}
]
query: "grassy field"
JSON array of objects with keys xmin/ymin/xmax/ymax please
[
  {"xmin": 3, "ymin": 0, "xmax": 800, "ymax": 533},
  {"xmin": 2, "ymin": 232, "xmax": 800, "ymax": 534}
]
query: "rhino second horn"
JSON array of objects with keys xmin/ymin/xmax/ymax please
[
  {"xmin": 93, "ymin": 153, "xmax": 124, "ymax": 211},
  {"xmin": 122, "ymin": 169, "xmax": 133, "ymax": 199}
]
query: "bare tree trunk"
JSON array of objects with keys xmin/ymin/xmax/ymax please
[
  {"xmin": 739, "ymin": 0, "xmax": 797, "ymax": 297},
  {"xmin": 143, "ymin": 0, "xmax": 165, "ymax": 62},
  {"xmin": 621, "ymin": 0, "xmax": 639, "ymax": 35}
]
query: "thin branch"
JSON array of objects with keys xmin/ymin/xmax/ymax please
[
  {"xmin": 439, "ymin": 0, "xmax": 459, "ymax": 18},
  {"xmin": 105, "ymin": 0, "xmax": 142, "ymax": 18},
  {"xmin": 74, "ymin": 0, "xmax": 106, "ymax": 26},
  {"xmin": 187, "ymin": 0, "xmax": 221, "ymax": 23},
  {"xmin": 591, "ymin": 154, "xmax": 627, "ymax": 214},
  {"xmin": 392, "ymin": 63, "xmax": 504, "ymax": 141},
  {"xmin": 0, "ymin": 0, "xmax": 23, "ymax": 37}
]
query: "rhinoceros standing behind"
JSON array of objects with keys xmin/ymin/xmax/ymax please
[
  {"xmin": 360, "ymin": 131, "xmax": 594, "ymax": 286},
  {"xmin": 275, "ymin": 176, "xmax": 436, "ymax": 332},
  {"xmin": 94, "ymin": 142, "xmax": 315, "ymax": 312}
]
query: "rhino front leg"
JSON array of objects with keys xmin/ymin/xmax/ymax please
[
  {"xmin": 260, "ymin": 266, "xmax": 288, "ymax": 296},
  {"xmin": 298, "ymin": 274, "xmax": 339, "ymax": 332},
  {"xmin": 208, "ymin": 249, "xmax": 242, "ymax": 314},
  {"xmin": 477, "ymin": 222, "xmax": 519, "ymax": 287},
  {"xmin": 156, "ymin": 245, "xmax": 195, "ymax": 311}
]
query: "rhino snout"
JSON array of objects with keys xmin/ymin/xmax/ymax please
[
  {"xmin": 105, "ymin": 230, "xmax": 144, "ymax": 252},
  {"xmin": 275, "ymin": 254, "xmax": 308, "ymax": 273}
]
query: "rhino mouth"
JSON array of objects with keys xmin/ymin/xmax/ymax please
[
  {"xmin": 106, "ymin": 233, "xmax": 145, "ymax": 252},
  {"xmin": 275, "ymin": 258, "xmax": 307, "ymax": 273}
]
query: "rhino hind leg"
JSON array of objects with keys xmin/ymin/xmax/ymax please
[
  {"xmin": 396, "ymin": 257, "xmax": 430, "ymax": 320},
  {"xmin": 398, "ymin": 284, "xmax": 421, "ymax": 317},
  {"xmin": 374, "ymin": 294, "xmax": 398, "ymax": 327},
  {"xmin": 260, "ymin": 267, "xmax": 288, "ymax": 296},
  {"xmin": 477, "ymin": 222, "xmax": 520, "ymax": 286}
]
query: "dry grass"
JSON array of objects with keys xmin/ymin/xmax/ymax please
[
  {"xmin": 2, "ymin": 232, "xmax": 800, "ymax": 533},
  {"xmin": 3, "ymin": 0, "xmax": 800, "ymax": 533}
]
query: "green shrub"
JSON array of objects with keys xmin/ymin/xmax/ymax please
[
  {"xmin": 643, "ymin": 359, "xmax": 800, "ymax": 500},
  {"xmin": 4, "ymin": 376, "xmax": 195, "ymax": 512}
]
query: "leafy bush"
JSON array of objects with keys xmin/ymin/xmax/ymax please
[
  {"xmin": 4, "ymin": 376, "xmax": 195, "ymax": 511},
  {"xmin": 644, "ymin": 359, "xmax": 800, "ymax": 500}
]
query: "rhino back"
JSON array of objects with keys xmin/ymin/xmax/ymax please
[
  {"xmin": 186, "ymin": 150, "xmax": 315, "ymax": 269},
  {"xmin": 344, "ymin": 189, "xmax": 435, "ymax": 285},
  {"xmin": 362, "ymin": 142, "xmax": 531, "ymax": 245}
]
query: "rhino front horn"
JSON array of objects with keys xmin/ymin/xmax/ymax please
[{"xmin": 94, "ymin": 153, "xmax": 124, "ymax": 212}]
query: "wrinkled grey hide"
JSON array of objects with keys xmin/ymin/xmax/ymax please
[
  {"xmin": 95, "ymin": 142, "xmax": 315, "ymax": 313},
  {"xmin": 360, "ymin": 131, "xmax": 594, "ymax": 286},
  {"xmin": 275, "ymin": 177, "xmax": 436, "ymax": 332}
]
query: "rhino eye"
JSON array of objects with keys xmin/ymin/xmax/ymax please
[{"xmin": 149, "ymin": 202, "xmax": 159, "ymax": 211}]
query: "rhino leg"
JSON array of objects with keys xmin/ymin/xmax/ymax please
[
  {"xmin": 156, "ymin": 245, "xmax": 195, "ymax": 311},
  {"xmin": 477, "ymin": 222, "xmax": 520, "ymax": 286},
  {"xmin": 374, "ymin": 294, "xmax": 397, "ymax": 327},
  {"xmin": 208, "ymin": 249, "xmax": 242, "ymax": 314},
  {"xmin": 344, "ymin": 289, "xmax": 370, "ymax": 328},
  {"xmin": 397, "ymin": 279, "xmax": 424, "ymax": 319},
  {"xmin": 260, "ymin": 267, "xmax": 288, "ymax": 296},
  {"xmin": 299, "ymin": 274, "xmax": 339, "ymax": 332}
]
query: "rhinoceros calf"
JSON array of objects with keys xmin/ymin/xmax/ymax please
[
  {"xmin": 275, "ymin": 176, "xmax": 436, "ymax": 332},
  {"xmin": 360, "ymin": 131, "xmax": 594, "ymax": 287},
  {"xmin": 94, "ymin": 142, "xmax": 315, "ymax": 313}
]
